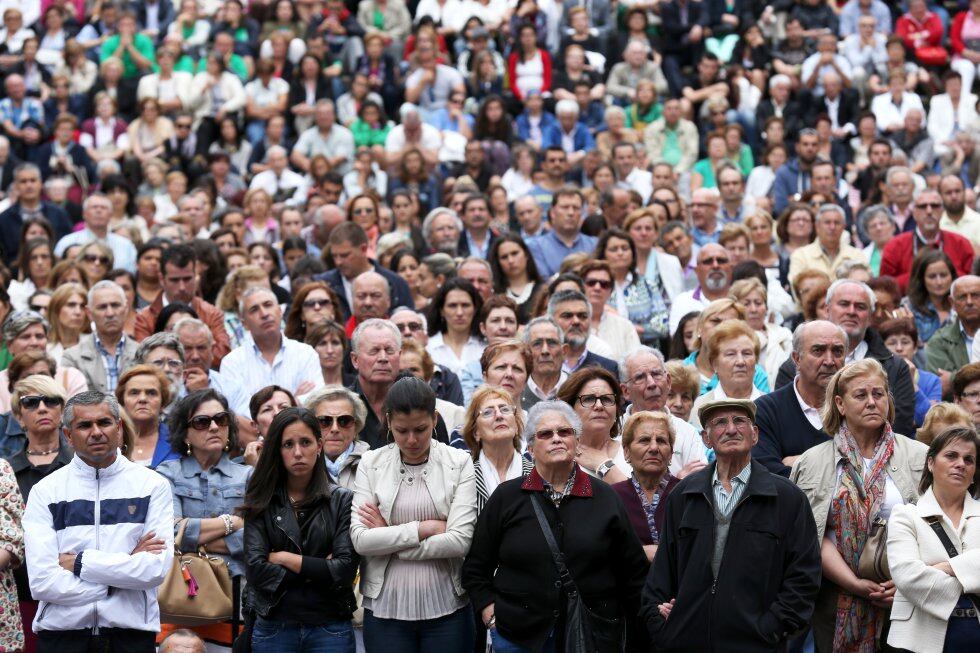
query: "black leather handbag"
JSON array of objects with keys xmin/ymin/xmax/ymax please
[{"xmin": 529, "ymin": 493, "xmax": 624, "ymax": 653}]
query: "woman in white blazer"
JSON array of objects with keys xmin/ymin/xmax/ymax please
[
  {"xmin": 135, "ymin": 47, "xmax": 194, "ymax": 116},
  {"xmin": 350, "ymin": 376, "xmax": 478, "ymax": 652},
  {"xmin": 927, "ymin": 75, "xmax": 980, "ymax": 157},
  {"xmin": 887, "ymin": 426, "xmax": 980, "ymax": 653},
  {"xmin": 190, "ymin": 53, "xmax": 246, "ymax": 129}
]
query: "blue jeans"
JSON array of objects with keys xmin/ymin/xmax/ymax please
[
  {"xmin": 251, "ymin": 617, "xmax": 355, "ymax": 653},
  {"xmin": 489, "ymin": 629, "xmax": 556, "ymax": 653},
  {"xmin": 362, "ymin": 607, "xmax": 474, "ymax": 653}
]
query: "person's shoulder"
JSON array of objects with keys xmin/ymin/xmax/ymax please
[
  {"xmin": 433, "ymin": 440, "xmax": 473, "ymax": 467},
  {"xmin": 754, "ymin": 382, "xmax": 793, "ymax": 409},
  {"xmin": 794, "ymin": 439, "xmax": 835, "ymax": 469}
]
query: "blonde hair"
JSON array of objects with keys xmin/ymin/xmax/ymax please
[
  {"xmin": 718, "ymin": 223, "xmax": 751, "ymax": 248},
  {"xmin": 704, "ymin": 319, "xmax": 760, "ymax": 363},
  {"xmin": 693, "ymin": 298, "xmax": 746, "ymax": 350},
  {"xmin": 821, "ymin": 358, "xmax": 895, "ymax": 436},
  {"xmin": 216, "ymin": 265, "xmax": 270, "ymax": 312},
  {"xmin": 461, "ymin": 385, "xmax": 524, "ymax": 459},
  {"xmin": 400, "ymin": 340, "xmax": 434, "ymax": 381},
  {"xmin": 666, "ymin": 361, "xmax": 700, "ymax": 399},
  {"xmin": 11, "ymin": 374, "xmax": 66, "ymax": 418},
  {"xmin": 730, "ymin": 278, "xmax": 767, "ymax": 304},
  {"xmin": 743, "ymin": 210, "xmax": 774, "ymax": 230},
  {"xmin": 916, "ymin": 403, "xmax": 972, "ymax": 445},
  {"xmin": 622, "ymin": 410, "xmax": 675, "ymax": 451}
]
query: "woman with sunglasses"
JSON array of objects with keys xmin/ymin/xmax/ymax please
[
  {"xmin": 241, "ymin": 407, "xmax": 359, "ymax": 653},
  {"xmin": 157, "ymin": 389, "xmax": 252, "ymax": 648},
  {"xmin": 5, "ymin": 375, "xmax": 69, "ymax": 651},
  {"xmin": 557, "ymin": 367, "xmax": 630, "ymax": 485},
  {"xmin": 351, "ymin": 376, "xmax": 477, "ymax": 652},
  {"xmin": 75, "ymin": 241, "xmax": 114, "ymax": 284},
  {"xmin": 303, "ymin": 385, "xmax": 369, "ymax": 489},
  {"xmin": 284, "ymin": 281, "xmax": 339, "ymax": 342}
]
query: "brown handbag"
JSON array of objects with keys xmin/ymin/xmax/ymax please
[
  {"xmin": 159, "ymin": 519, "xmax": 234, "ymax": 625},
  {"xmin": 857, "ymin": 516, "xmax": 890, "ymax": 583}
]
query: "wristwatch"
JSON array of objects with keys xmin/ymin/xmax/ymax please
[{"xmin": 595, "ymin": 459, "xmax": 616, "ymax": 479}]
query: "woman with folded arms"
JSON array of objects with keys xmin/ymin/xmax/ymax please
[
  {"xmin": 242, "ymin": 407, "xmax": 359, "ymax": 652},
  {"xmin": 887, "ymin": 426, "xmax": 980, "ymax": 652},
  {"xmin": 350, "ymin": 376, "xmax": 477, "ymax": 652}
]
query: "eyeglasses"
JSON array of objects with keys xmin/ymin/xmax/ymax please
[
  {"xmin": 397, "ymin": 321, "xmax": 423, "ymax": 332},
  {"xmin": 584, "ymin": 278, "xmax": 613, "ymax": 290},
  {"xmin": 707, "ymin": 415, "xmax": 754, "ymax": 431},
  {"xmin": 303, "ymin": 298, "xmax": 332, "ymax": 309},
  {"xmin": 176, "ymin": 122, "xmax": 192, "ymax": 129},
  {"xmin": 700, "ymin": 257, "xmax": 730, "ymax": 266},
  {"xmin": 915, "ymin": 202, "xmax": 942, "ymax": 210},
  {"xmin": 188, "ymin": 412, "xmax": 231, "ymax": 430},
  {"xmin": 82, "ymin": 254, "xmax": 110, "ymax": 265},
  {"xmin": 479, "ymin": 405, "xmax": 515, "ymax": 419},
  {"xmin": 629, "ymin": 369, "xmax": 666, "ymax": 385},
  {"xmin": 352, "ymin": 207, "xmax": 374, "ymax": 215},
  {"xmin": 534, "ymin": 427, "xmax": 576, "ymax": 440},
  {"xmin": 19, "ymin": 395, "xmax": 63, "ymax": 410},
  {"xmin": 961, "ymin": 391, "xmax": 980, "ymax": 402},
  {"xmin": 577, "ymin": 394, "xmax": 616, "ymax": 408},
  {"xmin": 317, "ymin": 414, "xmax": 355, "ymax": 429},
  {"xmin": 150, "ymin": 358, "xmax": 183, "ymax": 371}
]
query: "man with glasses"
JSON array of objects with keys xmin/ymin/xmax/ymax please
[
  {"xmin": 641, "ymin": 398, "xmax": 820, "ymax": 651},
  {"xmin": 620, "ymin": 346, "xmax": 707, "ymax": 478},
  {"xmin": 880, "ymin": 187, "xmax": 974, "ymax": 292},
  {"xmin": 788, "ymin": 204, "xmax": 865, "ymax": 285},
  {"xmin": 24, "ymin": 390, "xmax": 174, "ymax": 653},
  {"xmin": 953, "ymin": 363, "xmax": 980, "ymax": 428},
  {"xmin": 521, "ymin": 317, "xmax": 568, "ymax": 411},
  {"xmin": 62, "ymin": 280, "xmax": 139, "ymax": 394},
  {"xmin": 668, "ymin": 243, "xmax": 733, "ymax": 334},
  {"xmin": 54, "ymin": 194, "xmax": 137, "ymax": 273},
  {"xmin": 927, "ymin": 276, "xmax": 980, "ymax": 395},
  {"xmin": 134, "ymin": 244, "xmax": 231, "ymax": 364},
  {"xmin": 391, "ymin": 307, "xmax": 464, "ymax": 405}
]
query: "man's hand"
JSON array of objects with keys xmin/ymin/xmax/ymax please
[
  {"xmin": 781, "ymin": 455, "xmax": 800, "ymax": 468},
  {"xmin": 658, "ymin": 598, "xmax": 676, "ymax": 620},
  {"xmin": 675, "ymin": 460, "xmax": 707, "ymax": 479},
  {"xmin": 184, "ymin": 367, "xmax": 210, "ymax": 391},
  {"xmin": 58, "ymin": 552, "xmax": 77, "ymax": 572},
  {"xmin": 132, "ymin": 531, "xmax": 166, "ymax": 555},
  {"xmin": 295, "ymin": 380, "xmax": 316, "ymax": 396}
]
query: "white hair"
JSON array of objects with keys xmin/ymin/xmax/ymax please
[
  {"xmin": 351, "ymin": 318, "xmax": 402, "ymax": 354},
  {"xmin": 87, "ymin": 279, "xmax": 127, "ymax": 308},
  {"xmin": 555, "ymin": 99, "xmax": 580, "ymax": 116},
  {"xmin": 824, "ymin": 278, "xmax": 877, "ymax": 310},
  {"xmin": 523, "ymin": 400, "xmax": 582, "ymax": 445}
]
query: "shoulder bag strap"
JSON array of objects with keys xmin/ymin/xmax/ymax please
[
  {"xmin": 926, "ymin": 516, "xmax": 980, "ymax": 610},
  {"xmin": 530, "ymin": 493, "xmax": 580, "ymax": 598}
]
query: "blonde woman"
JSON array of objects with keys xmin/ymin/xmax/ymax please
[
  {"xmin": 690, "ymin": 320, "xmax": 765, "ymax": 430},
  {"xmin": 214, "ymin": 265, "xmax": 272, "ymax": 348},
  {"xmin": 680, "ymin": 298, "xmax": 769, "ymax": 395},
  {"xmin": 791, "ymin": 359, "xmax": 928, "ymax": 652},
  {"xmin": 729, "ymin": 278, "xmax": 793, "ymax": 385},
  {"xmin": 75, "ymin": 241, "xmax": 114, "ymax": 285},
  {"xmin": 916, "ymin": 403, "xmax": 973, "ymax": 446}
]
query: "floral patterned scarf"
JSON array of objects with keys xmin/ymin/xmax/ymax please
[{"xmin": 829, "ymin": 422, "xmax": 895, "ymax": 652}]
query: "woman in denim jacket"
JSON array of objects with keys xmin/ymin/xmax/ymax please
[{"xmin": 156, "ymin": 388, "xmax": 253, "ymax": 648}]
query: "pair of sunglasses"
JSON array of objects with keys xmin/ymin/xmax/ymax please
[
  {"xmin": 317, "ymin": 414, "xmax": 355, "ymax": 429},
  {"xmin": 19, "ymin": 395, "xmax": 63, "ymax": 410},
  {"xmin": 188, "ymin": 412, "xmax": 231, "ymax": 431}
]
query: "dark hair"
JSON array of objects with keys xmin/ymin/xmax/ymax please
[
  {"xmin": 284, "ymin": 281, "xmax": 339, "ymax": 341},
  {"xmin": 138, "ymin": 237, "xmax": 168, "ymax": 260},
  {"xmin": 775, "ymin": 203, "xmax": 816, "ymax": 245},
  {"xmin": 954, "ymin": 362, "xmax": 980, "ymax": 399},
  {"xmin": 669, "ymin": 311, "xmax": 701, "ymax": 359},
  {"xmin": 488, "ymin": 233, "xmax": 541, "ymax": 293},
  {"xmin": 192, "ymin": 239, "xmax": 227, "ymax": 303},
  {"xmin": 878, "ymin": 317, "xmax": 918, "ymax": 343},
  {"xmin": 328, "ymin": 221, "xmax": 368, "ymax": 247},
  {"xmin": 475, "ymin": 95, "xmax": 512, "ymax": 143},
  {"xmin": 555, "ymin": 366, "xmax": 623, "ymax": 436},
  {"xmin": 161, "ymin": 243, "xmax": 196, "ymax": 271},
  {"xmin": 101, "ymin": 174, "xmax": 136, "ymax": 215},
  {"xmin": 210, "ymin": 227, "xmax": 239, "ymax": 247},
  {"xmin": 248, "ymin": 242, "xmax": 282, "ymax": 281},
  {"xmin": 918, "ymin": 426, "xmax": 980, "ymax": 496},
  {"xmin": 425, "ymin": 277, "xmax": 483, "ymax": 337},
  {"xmin": 106, "ymin": 269, "xmax": 136, "ymax": 305},
  {"xmin": 732, "ymin": 260, "xmax": 768, "ymax": 287},
  {"xmin": 389, "ymin": 249, "xmax": 420, "ymax": 278},
  {"xmin": 153, "ymin": 302, "xmax": 198, "ymax": 334},
  {"xmin": 248, "ymin": 384, "xmax": 297, "ymax": 422},
  {"xmin": 167, "ymin": 389, "xmax": 239, "ymax": 456},
  {"xmin": 593, "ymin": 228, "xmax": 639, "ymax": 287},
  {"xmin": 304, "ymin": 320, "xmax": 348, "ymax": 359},
  {"xmin": 15, "ymin": 238, "xmax": 52, "ymax": 284},
  {"xmin": 383, "ymin": 375, "xmax": 436, "ymax": 418},
  {"xmin": 240, "ymin": 407, "xmax": 333, "ymax": 519},
  {"xmin": 18, "ymin": 216, "xmax": 54, "ymax": 259},
  {"xmin": 907, "ymin": 249, "xmax": 954, "ymax": 314}
]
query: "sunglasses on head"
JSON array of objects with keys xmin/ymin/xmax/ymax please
[
  {"xmin": 19, "ymin": 395, "xmax": 63, "ymax": 410},
  {"xmin": 317, "ymin": 414, "xmax": 355, "ymax": 429},
  {"xmin": 188, "ymin": 412, "xmax": 231, "ymax": 431}
]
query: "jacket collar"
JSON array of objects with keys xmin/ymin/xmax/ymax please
[
  {"xmin": 8, "ymin": 438, "xmax": 72, "ymax": 474},
  {"xmin": 682, "ymin": 459, "xmax": 777, "ymax": 498},
  {"xmin": 521, "ymin": 464, "xmax": 593, "ymax": 497},
  {"xmin": 916, "ymin": 485, "xmax": 980, "ymax": 519},
  {"xmin": 863, "ymin": 328, "xmax": 893, "ymax": 362},
  {"xmin": 180, "ymin": 451, "xmax": 236, "ymax": 477},
  {"xmin": 69, "ymin": 449, "xmax": 127, "ymax": 478}
]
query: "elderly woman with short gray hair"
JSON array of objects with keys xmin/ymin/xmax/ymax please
[
  {"xmin": 462, "ymin": 400, "xmax": 649, "ymax": 652},
  {"xmin": 303, "ymin": 384, "xmax": 370, "ymax": 489}
]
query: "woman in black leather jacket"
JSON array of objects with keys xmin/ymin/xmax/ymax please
[{"xmin": 240, "ymin": 407, "xmax": 360, "ymax": 652}]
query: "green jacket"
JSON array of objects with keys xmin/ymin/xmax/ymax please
[{"xmin": 925, "ymin": 318, "xmax": 970, "ymax": 375}]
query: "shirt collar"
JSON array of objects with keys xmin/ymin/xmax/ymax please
[
  {"xmin": 521, "ymin": 464, "xmax": 593, "ymax": 497},
  {"xmin": 711, "ymin": 459, "xmax": 751, "ymax": 488},
  {"xmin": 562, "ymin": 348, "xmax": 588, "ymax": 374},
  {"xmin": 181, "ymin": 452, "xmax": 236, "ymax": 477},
  {"xmin": 94, "ymin": 331, "xmax": 125, "ymax": 356}
]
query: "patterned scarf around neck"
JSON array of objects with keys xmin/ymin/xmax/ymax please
[{"xmin": 829, "ymin": 421, "xmax": 896, "ymax": 653}]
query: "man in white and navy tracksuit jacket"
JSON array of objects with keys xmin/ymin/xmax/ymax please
[{"xmin": 24, "ymin": 391, "xmax": 174, "ymax": 653}]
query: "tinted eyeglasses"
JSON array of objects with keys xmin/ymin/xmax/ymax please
[
  {"xmin": 19, "ymin": 395, "xmax": 63, "ymax": 410},
  {"xmin": 577, "ymin": 394, "xmax": 616, "ymax": 408},
  {"xmin": 82, "ymin": 254, "xmax": 111, "ymax": 265},
  {"xmin": 303, "ymin": 298, "xmax": 332, "ymax": 310},
  {"xmin": 584, "ymin": 278, "xmax": 613, "ymax": 290},
  {"xmin": 188, "ymin": 412, "xmax": 231, "ymax": 430},
  {"xmin": 317, "ymin": 414, "xmax": 355, "ymax": 429},
  {"xmin": 396, "ymin": 321, "xmax": 424, "ymax": 333},
  {"xmin": 534, "ymin": 427, "xmax": 576, "ymax": 440}
]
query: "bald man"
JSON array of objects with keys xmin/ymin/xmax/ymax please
[
  {"xmin": 667, "ymin": 243, "xmax": 734, "ymax": 333},
  {"xmin": 352, "ymin": 271, "xmax": 392, "ymax": 326}
]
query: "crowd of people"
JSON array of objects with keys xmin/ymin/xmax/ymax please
[{"xmin": 0, "ymin": 0, "xmax": 978, "ymax": 652}]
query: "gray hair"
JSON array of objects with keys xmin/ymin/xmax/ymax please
[
  {"xmin": 391, "ymin": 306, "xmax": 428, "ymax": 332},
  {"xmin": 547, "ymin": 289, "xmax": 592, "ymax": 322},
  {"xmin": 791, "ymin": 320, "xmax": 849, "ymax": 356},
  {"xmin": 457, "ymin": 256, "xmax": 492, "ymax": 276},
  {"xmin": 824, "ymin": 278, "xmax": 877, "ymax": 310},
  {"xmin": 951, "ymin": 274, "xmax": 980, "ymax": 298},
  {"xmin": 303, "ymin": 384, "xmax": 368, "ymax": 433},
  {"xmin": 351, "ymin": 318, "xmax": 402, "ymax": 354},
  {"xmin": 63, "ymin": 390, "xmax": 121, "ymax": 430},
  {"xmin": 134, "ymin": 331, "xmax": 185, "ymax": 364},
  {"xmin": 619, "ymin": 346, "xmax": 665, "ymax": 382},
  {"xmin": 834, "ymin": 258, "xmax": 872, "ymax": 280},
  {"xmin": 421, "ymin": 208, "xmax": 463, "ymax": 243},
  {"xmin": 238, "ymin": 285, "xmax": 277, "ymax": 316},
  {"xmin": 815, "ymin": 203, "xmax": 846, "ymax": 223},
  {"xmin": 859, "ymin": 204, "xmax": 892, "ymax": 232},
  {"xmin": 522, "ymin": 316, "xmax": 565, "ymax": 345},
  {"xmin": 421, "ymin": 252, "xmax": 457, "ymax": 278},
  {"xmin": 82, "ymin": 192, "xmax": 111, "ymax": 212},
  {"xmin": 885, "ymin": 165, "xmax": 913, "ymax": 187},
  {"xmin": 522, "ymin": 400, "xmax": 582, "ymax": 446},
  {"xmin": 604, "ymin": 105, "xmax": 626, "ymax": 122},
  {"xmin": 172, "ymin": 317, "xmax": 213, "ymax": 346},
  {"xmin": 87, "ymin": 279, "xmax": 127, "ymax": 307},
  {"xmin": 769, "ymin": 74, "xmax": 791, "ymax": 90},
  {"xmin": 2, "ymin": 310, "xmax": 48, "ymax": 345},
  {"xmin": 555, "ymin": 99, "xmax": 580, "ymax": 116},
  {"xmin": 376, "ymin": 231, "xmax": 413, "ymax": 259}
]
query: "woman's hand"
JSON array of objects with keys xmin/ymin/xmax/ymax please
[
  {"xmin": 658, "ymin": 598, "xmax": 675, "ymax": 620},
  {"xmin": 850, "ymin": 578, "xmax": 885, "ymax": 599},
  {"xmin": 932, "ymin": 561, "xmax": 955, "ymax": 576},
  {"xmin": 575, "ymin": 446, "xmax": 607, "ymax": 473},
  {"xmin": 418, "ymin": 519, "xmax": 447, "ymax": 540},
  {"xmin": 357, "ymin": 503, "xmax": 388, "ymax": 529},
  {"xmin": 268, "ymin": 550, "xmax": 302, "ymax": 573},
  {"xmin": 868, "ymin": 580, "xmax": 896, "ymax": 608},
  {"xmin": 243, "ymin": 439, "xmax": 264, "ymax": 467}
]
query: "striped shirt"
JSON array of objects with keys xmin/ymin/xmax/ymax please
[
  {"xmin": 712, "ymin": 461, "xmax": 752, "ymax": 519},
  {"xmin": 94, "ymin": 332, "xmax": 126, "ymax": 393}
]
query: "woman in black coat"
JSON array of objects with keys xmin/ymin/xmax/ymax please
[
  {"xmin": 241, "ymin": 407, "xmax": 359, "ymax": 652},
  {"xmin": 461, "ymin": 400, "xmax": 649, "ymax": 653}
]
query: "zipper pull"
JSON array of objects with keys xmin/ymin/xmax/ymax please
[{"xmin": 711, "ymin": 580, "xmax": 718, "ymax": 595}]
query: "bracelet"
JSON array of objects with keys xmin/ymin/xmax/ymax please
[
  {"xmin": 221, "ymin": 514, "xmax": 234, "ymax": 536},
  {"xmin": 596, "ymin": 459, "xmax": 616, "ymax": 479}
]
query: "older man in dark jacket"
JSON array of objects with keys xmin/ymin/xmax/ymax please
[{"xmin": 640, "ymin": 398, "xmax": 821, "ymax": 652}]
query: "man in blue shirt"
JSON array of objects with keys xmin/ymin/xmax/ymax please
[{"xmin": 526, "ymin": 187, "xmax": 597, "ymax": 277}]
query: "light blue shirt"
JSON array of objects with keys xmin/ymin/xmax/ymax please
[
  {"xmin": 218, "ymin": 333, "xmax": 324, "ymax": 399},
  {"xmin": 54, "ymin": 228, "xmax": 138, "ymax": 273},
  {"xmin": 526, "ymin": 230, "xmax": 598, "ymax": 277},
  {"xmin": 208, "ymin": 368, "xmax": 251, "ymax": 417}
]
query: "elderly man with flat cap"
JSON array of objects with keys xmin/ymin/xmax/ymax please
[{"xmin": 640, "ymin": 398, "xmax": 821, "ymax": 652}]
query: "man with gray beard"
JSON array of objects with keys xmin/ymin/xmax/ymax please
[{"xmin": 668, "ymin": 243, "xmax": 733, "ymax": 333}]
